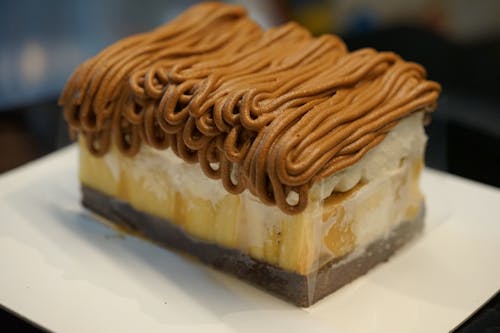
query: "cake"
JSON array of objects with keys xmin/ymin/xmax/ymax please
[{"xmin": 59, "ymin": 2, "xmax": 441, "ymax": 306}]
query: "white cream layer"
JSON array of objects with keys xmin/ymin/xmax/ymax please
[
  {"xmin": 104, "ymin": 112, "xmax": 426, "ymax": 205},
  {"xmin": 310, "ymin": 112, "xmax": 426, "ymax": 198}
]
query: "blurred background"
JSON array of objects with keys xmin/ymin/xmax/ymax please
[{"xmin": 0, "ymin": 0, "xmax": 499, "ymax": 187}]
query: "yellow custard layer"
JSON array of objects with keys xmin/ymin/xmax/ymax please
[{"xmin": 79, "ymin": 137, "xmax": 423, "ymax": 275}]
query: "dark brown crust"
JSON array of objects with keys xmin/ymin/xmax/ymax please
[{"xmin": 81, "ymin": 185, "xmax": 424, "ymax": 307}]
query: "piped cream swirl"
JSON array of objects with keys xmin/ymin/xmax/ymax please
[{"xmin": 59, "ymin": 2, "xmax": 441, "ymax": 214}]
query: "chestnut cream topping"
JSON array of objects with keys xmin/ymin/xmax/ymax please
[{"xmin": 60, "ymin": 2, "xmax": 440, "ymax": 214}]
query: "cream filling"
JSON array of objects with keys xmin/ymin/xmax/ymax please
[
  {"xmin": 98, "ymin": 112, "xmax": 425, "ymax": 268},
  {"xmin": 310, "ymin": 112, "xmax": 426, "ymax": 199},
  {"xmin": 104, "ymin": 112, "xmax": 426, "ymax": 206}
]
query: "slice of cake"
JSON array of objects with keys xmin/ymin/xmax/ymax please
[{"xmin": 59, "ymin": 2, "xmax": 440, "ymax": 306}]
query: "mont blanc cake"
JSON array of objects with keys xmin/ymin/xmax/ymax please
[{"xmin": 59, "ymin": 2, "xmax": 440, "ymax": 306}]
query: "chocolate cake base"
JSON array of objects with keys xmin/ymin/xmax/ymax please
[{"xmin": 81, "ymin": 185, "xmax": 424, "ymax": 307}]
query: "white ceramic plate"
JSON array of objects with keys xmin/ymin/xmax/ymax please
[{"xmin": 1, "ymin": 146, "xmax": 499, "ymax": 333}]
